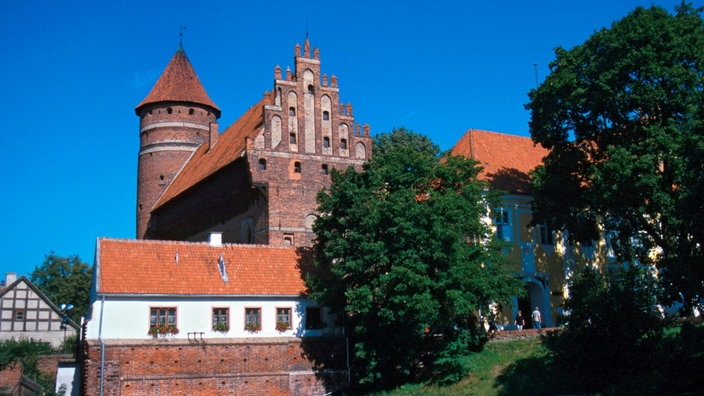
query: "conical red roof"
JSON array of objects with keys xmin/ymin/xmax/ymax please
[{"xmin": 135, "ymin": 47, "xmax": 220, "ymax": 116}]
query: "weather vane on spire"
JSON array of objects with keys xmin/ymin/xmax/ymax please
[{"xmin": 179, "ymin": 26, "xmax": 188, "ymax": 50}]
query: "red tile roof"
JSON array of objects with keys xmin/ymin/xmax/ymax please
[
  {"xmin": 451, "ymin": 129, "xmax": 549, "ymax": 194},
  {"xmin": 153, "ymin": 93, "xmax": 272, "ymax": 209},
  {"xmin": 96, "ymin": 238, "xmax": 308, "ymax": 296},
  {"xmin": 135, "ymin": 48, "xmax": 220, "ymax": 116}
]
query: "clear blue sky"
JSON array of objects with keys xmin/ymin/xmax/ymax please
[{"xmin": 0, "ymin": 0, "xmax": 690, "ymax": 278}]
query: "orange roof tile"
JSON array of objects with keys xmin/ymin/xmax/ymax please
[
  {"xmin": 153, "ymin": 93, "xmax": 272, "ymax": 209},
  {"xmin": 96, "ymin": 238, "xmax": 308, "ymax": 296},
  {"xmin": 135, "ymin": 48, "xmax": 220, "ymax": 116},
  {"xmin": 451, "ymin": 129, "xmax": 549, "ymax": 194}
]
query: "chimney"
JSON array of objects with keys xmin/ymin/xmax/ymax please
[
  {"xmin": 5, "ymin": 272, "xmax": 17, "ymax": 286},
  {"xmin": 209, "ymin": 232, "xmax": 222, "ymax": 247},
  {"xmin": 209, "ymin": 122, "xmax": 219, "ymax": 150}
]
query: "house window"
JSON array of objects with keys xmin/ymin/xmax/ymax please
[
  {"xmin": 14, "ymin": 310, "xmax": 25, "ymax": 321},
  {"xmin": 212, "ymin": 308, "xmax": 229, "ymax": 331},
  {"xmin": 322, "ymin": 164, "xmax": 329, "ymax": 175},
  {"xmin": 189, "ymin": 108, "xmax": 194, "ymax": 115},
  {"xmin": 289, "ymin": 107, "xmax": 296, "ymax": 116},
  {"xmin": 245, "ymin": 308, "xmax": 261, "ymax": 331},
  {"xmin": 323, "ymin": 137, "xmax": 330, "ymax": 148},
  {"xmin": 493, "ymin": 208, "xmax": 512, "ymax": 242},
  {"xmin": 258, "ymin": 158, "xmax": 267, "ymax": 170},
  {"xmin": 538, "ymin": 222, "xmax": 554, "ymax": 245},
  {"xmin": 276, "ymin": 308, "xmax": 292, "ymax": 330},
  {"xmin": 305, "ymin": 307, "xmax": 323, "ymax": 330},
  {"xmin": 283, "ymin": 233, "xmax": 294, "ymax": 246},
  {"xmin": 290, "ymin": 133, "xmax": 297, "ymax": 144},
  {"xmin": 323, "ymin": 111, "xmax": 329, "ymax": 120},
  {"xmin": 150, "ymin": 307, "xmax": 176, "ymax": 326},
  {"xmin": 167, "ymin": 107, "xmax": 173, "ymax": 114},
  {"xmin": 340, "ymin": 139, "xmax": 347, "ymax": 149},
  {"xmin": 294, "ymin": 161, "xmax": 301, "ymax": 173}
]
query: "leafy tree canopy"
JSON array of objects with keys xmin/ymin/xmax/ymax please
[
  {"xmin": 526, "ymin": 3, "xmax": 704, "ymax": 312},
  {"xmin": 307, "ymin": 127, "xmax": 524, "ymax": 388},
  {"xmin": 30, "ymin": 253, "xmax": 92, "ymax": 323}
]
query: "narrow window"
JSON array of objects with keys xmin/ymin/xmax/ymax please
[
  {"xmin": 283, "ymin": 233, "xmax": 294, "ymax": 246},
  {"xmin": 189, "ymin": 108, "xmax": 194, "ymax": 115},
  {"xmin": 340, "ymin": 139, "xmax": 348, "ymax": 149},
  {"xmin": 493, "ymin": 208, "xmax": 511, "ymax": 242},
  {"xmin": 305, "ymin": 307, "xmax": 323, "ymax": 329},
  {"xmin": 290, "ymin": 133, "xmax": 297, "ymax": 144},
  {"xmin": 258, "ymin": 158, "xmax": 267, "ymax": 170},
  {"xmin": 289, "ymin": 107, "xmax": 296, "ymax": 116},
  {"xmin": 167, "ymin": 107, "xmax": 173, "ymax": 114},
  {"xmin": 212, "ymin": 308, "xmax": 229, "ymax": 331},
  {"xmin": 276, "ymin": 308, "xmax": 292, "ymax": 330},
  {"xmin": 308, "ymin": 84, "xmax": 314, "ymax": 94},
  {"xmin": 245, "ymin": 308, "xmax": 261, "ymax": 331},
  {"xmin": 323, "ymin": 137, "xmax": 330, "ymax": 148},
  {"xmin": 322, "ymin": 164, "xmax": 328, "ymax": 175},
  {"xmin": 538, "ymin": 222, "xmax": 554, "ymax": 245},
  {"xmin": 322, "ymin": 111, "xmax": 329, "ymax": 120},
  {"xmin": 294, "ymin": 161, "xmax": 301, "ymax": 173}
]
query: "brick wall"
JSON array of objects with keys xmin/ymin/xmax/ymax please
[{"xmin": 83, "ymin": 337, "xmax": 346, "ymax": 396}]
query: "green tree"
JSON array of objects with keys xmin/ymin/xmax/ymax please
[
  {"xmin": 544, "ymin": 265, "xmax": 664, "ymax": 393},
  {"xmin": 30, "ymin": 253, "xmax": 92, "ymax": 322},
  {"xmin": 525, "ymin": 4, "xmax": 704, "ymax": 312},
  {"xmin": 307, "ymin": 128, "xmax": 524, "ymax": 388}
]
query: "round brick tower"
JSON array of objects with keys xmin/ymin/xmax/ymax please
[{"xmin": 135, "ymin": 44, "xmax": 220, "ymax": 239}]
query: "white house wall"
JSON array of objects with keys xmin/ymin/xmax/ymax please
[{"xmin": 85, "ymin": 296, "xmax": 334, "ymax": 340}]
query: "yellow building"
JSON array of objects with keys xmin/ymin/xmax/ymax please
[{"xmin": 452, "ymin": 129, "xmax": 612, "ymax": 328}]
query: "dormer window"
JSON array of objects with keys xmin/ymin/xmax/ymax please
[{"xmin": 340, "ymin": 139, "xmax": 348, "ymax": 149}]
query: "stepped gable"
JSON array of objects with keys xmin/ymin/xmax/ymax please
[
  {"xmin": 96, "ymin": 237, "xmax": 306, "ymax": 296},
  {"xmin": 452, "ymin": 129, "xmax": 548, "ymax": 194},
  {"xmin": 135, "ymin": 46, "xmax": 220, "ymax": 116},
  {"xmin": 153, "ymin": 93, "xmax": 273, "ymax": 209}
]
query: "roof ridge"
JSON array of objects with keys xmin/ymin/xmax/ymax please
[{"xmin": 99, "ymin": 237, "xmax": 298, "ymax": 250}]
